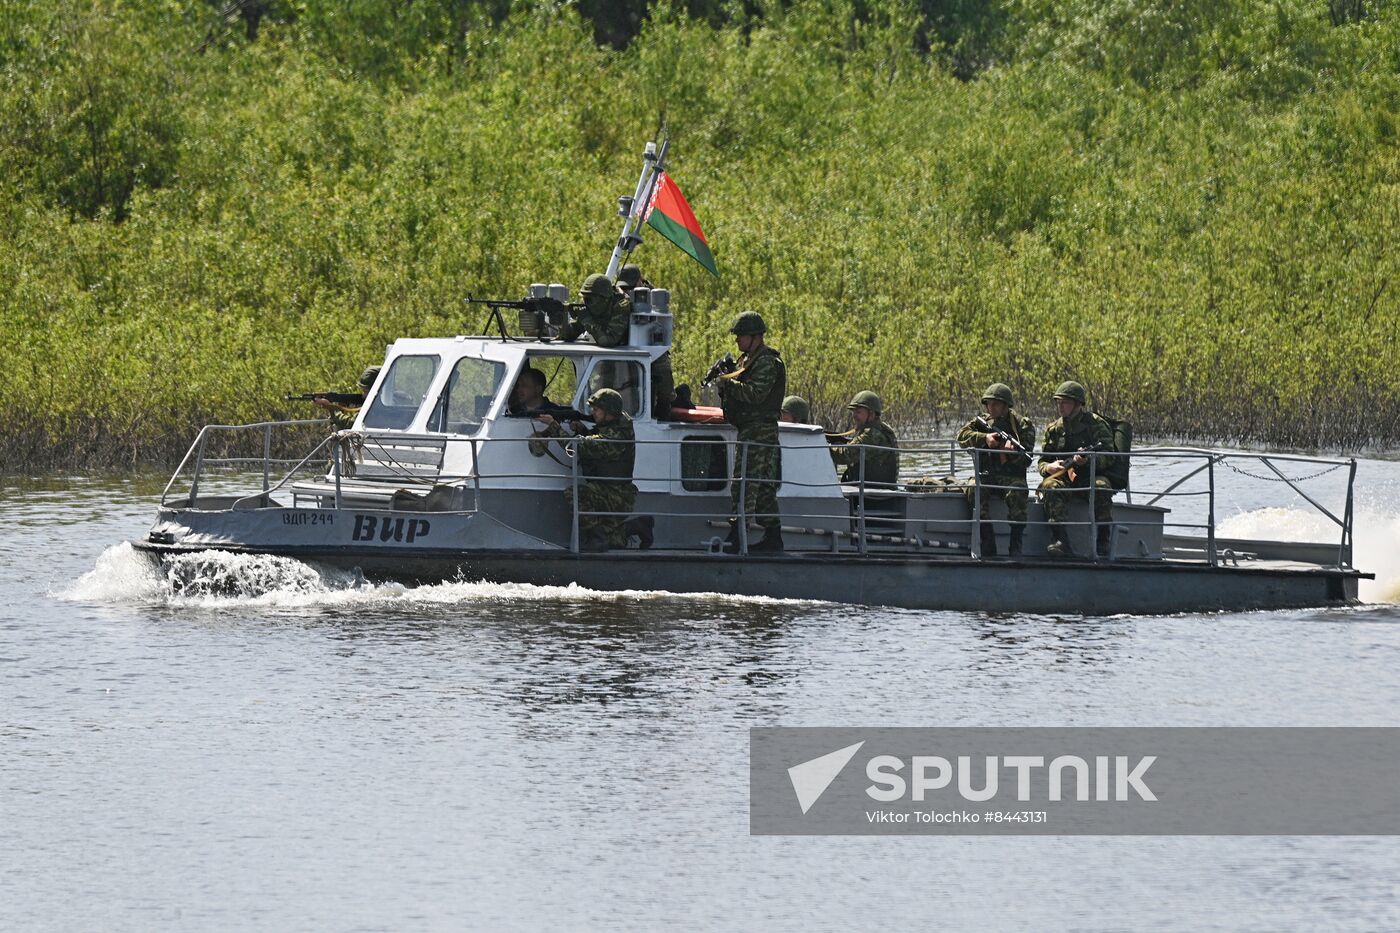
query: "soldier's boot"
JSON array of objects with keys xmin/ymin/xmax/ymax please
[
  {"xmin": 1096, "ymin": 525, "xmax": 1113, "ymax": 560},
  {"xmin": 1045, "ymin": 524, "xmax": 1074, "ymax": 558},
  {"xmin": 750, "ymin": 527, "xmax": 785, "ymax": 553},
  {"xmin": 623, "ymin": 516, "xmax": 655, "ymax": 550},
  {"xmin": 978, "ymin": 525, "xmax": 998, "ymax": 558},
  {"xmin": 1008, "ymin": 525, "xmax": 1025, "ymax": 557},
  {"xmin": 580, "ymin": 527, "xmax": 610, "ymax": 553},
  {"xmin": 722, "ymin": 523, "xmax": 743, "ymax": 555}
]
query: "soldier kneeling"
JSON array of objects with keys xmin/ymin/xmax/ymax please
[{"xmin": 534, "ymin": 388, "xmax": 640, "ymax": 552}]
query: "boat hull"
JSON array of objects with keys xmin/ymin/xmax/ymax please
[{"xmin": 131, "ymin": 540, "xmax": 1362, "ymax": 615}]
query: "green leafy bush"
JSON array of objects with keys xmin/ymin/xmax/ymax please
[{"xmin": 2, "ymin": 0, "xmax": 1397, "ymax": 468}]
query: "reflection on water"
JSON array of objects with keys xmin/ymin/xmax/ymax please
[{"xmin": 3, "ymin": 470, "xmax": 1400, "ymax": 930}]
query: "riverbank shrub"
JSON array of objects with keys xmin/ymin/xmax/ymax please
[{"xmin": 2, "ymin": 0, "xmax": 1397, "ymax": 468}]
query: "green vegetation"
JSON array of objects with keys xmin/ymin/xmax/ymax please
[{"xmin": 3, "ymin": 0, "xmax": 1398, "ymax": 468}]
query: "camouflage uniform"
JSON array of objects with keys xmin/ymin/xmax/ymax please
[
  {"xmin": 721, "ymin": 346, "xmax": 786, "ymax": 529},
  {"xmin": 324, "ymin": 366, "xmax": 378, "ymax": 472},
  {"xmin": 957, "ymin": 411, "xmax": 1034, "ymax": 522},
  {"xmin": 1038, "ymin": 408, "xmax": 1114, "ymax": 524},
  {"xmin": 535, "ymin": 414, "xmax": 637, "ymax": 547},
  {"xmin": 830, "ymin": 421, "xmax": 900, "ymax": 488},
  {"xmin": 561, "ymin": 274, "xmax": 631, "ymax": 347}
]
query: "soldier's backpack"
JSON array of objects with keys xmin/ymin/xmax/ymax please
[{"xmin": 1095, "ymin": 413, "xmax": 1133, "ymax": 490}]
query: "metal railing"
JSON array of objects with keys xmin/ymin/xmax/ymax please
[{"xmin": 158, "ymin": 420, "xmax": 1358, "ymax": 570}]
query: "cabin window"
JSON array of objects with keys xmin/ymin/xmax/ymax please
[
  {"xmin": 681, "ymin": 435, "xmax": 728, "ymax": 492},
  {"xmin": 362, "ymin": 355, "xmax": 441, "ymax": 430},
  {"xmin": 427, "ymin": 356, "xmax": 507, "ymax": 434},
  {"xmin": 583, "ymin": 359, "xmax": 645, "ymax": 415},
  {"xmin": 507, "ymin": 354, "xmax": 578, "ymax": 416}
]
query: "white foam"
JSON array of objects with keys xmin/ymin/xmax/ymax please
[
  {"xmin": 55, "ymin": 544, "xmax": 823, "ymax": 610},
  {"xmin": 56, "ymin": 541, "xmax": 166, "ymax": 603},
  {"xmin": 1218, "ymin": 507, "xmax": 1400, "ymax": 604}
]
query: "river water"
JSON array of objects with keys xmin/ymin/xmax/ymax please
[{"xmin": 3, "ymin": 458, "xmax": 1400, "ymax": 931}]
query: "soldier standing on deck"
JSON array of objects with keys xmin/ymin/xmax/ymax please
[
  {"xmin": 957, "ymin": 383, "xmax": 1034, "ymax": 558},
  {"xmin": 716, "ymin": 311, "xmax": 786, "ymax": 553},
  {"xmin": 314, "ymin": 366, "xmax": 380, "ymax": 431},
  {"xmin": 1038, "ymin": 381, "xmax": 1115, "ymax": 558}
]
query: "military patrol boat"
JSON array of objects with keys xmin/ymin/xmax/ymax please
[{"xmin": 133, "ymin": 141, "xmax": 1370, "ymax": 614}]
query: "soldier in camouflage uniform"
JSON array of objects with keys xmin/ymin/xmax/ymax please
[
  {"xmin": 1037, "ymin": 381, "xmax": 1115, "ymax": 558},
  {"xmin": 533, "ymin": 388, "xmax": 638, "ymax": 551},
  {"xmin": 717, "ymin": 310, "xmax": 786, "ymax": 553},
  {"xmin": 316, "ymin": 365, "xmax": 380, "ymax": 431},
  {"xmin": 780, "ymin": 395, "xmax": 811, "ymax": 424},
  {"xmin": 315, "ymin": 366, "xmax": 380, "ymax": 475},
  {"xmin": 957, "ymin": 383, "xmax": 1034, "ymax": 557},
  {"xmin": 828, "ymin": 391, "xmax": 900, "ymax": 487},
  {"xmin": 561, "ymin": 273, "xmax": 630, "ymax": 347}
]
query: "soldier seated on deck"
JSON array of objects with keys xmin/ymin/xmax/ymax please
[
  {"xmin": 828, "ymin": 391, "xmax": 901, "ymax": 534},
  {"xmin": 1037, "ymin": 381, "xmax": 1115, "ymax": 559},
  {"xmin": 957, "ymin": 383, "xmax": 1035, "ymax": 558},
  {"xmin": 828, "ymin": 391, "xmax": 899, "ymax": 487},
  {"xmin": 780, "ymin": 395, "xmax": 811, "ymax": 424}
]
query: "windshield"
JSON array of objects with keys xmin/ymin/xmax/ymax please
[
  {"xmin": 427, "ymin": 356, "xmax": 508, "ymax": 434},
  {"xmin": 362, "ymin": 355, "xmax": 440, "ymax": 430}
]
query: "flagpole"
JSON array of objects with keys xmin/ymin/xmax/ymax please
[{"xmin": 605, "ymin": 136, "xmax": 669, "ymax": 281}]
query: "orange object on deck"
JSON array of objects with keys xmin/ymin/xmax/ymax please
[{"xmin": 668, "ymin": 405, "xmax": 727, "ymax": 424}]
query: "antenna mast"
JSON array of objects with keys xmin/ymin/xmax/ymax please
[{"xmin": 605, "ymin": 136, "xmax": 669, "ymax": 281}]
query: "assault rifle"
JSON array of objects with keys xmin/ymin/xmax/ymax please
[
  {"xmin": 285, "ymin": 391, "xmax": 365, "ymax": 406},
  {"xmin": 520, "ymin": 404, "xmax": 593, "ymax": 422},
  {"xmin": 702, "ymin": 352, "xmax": 736, "ymax": 386},
  {"xmin": 973, "ymin": 416, "xmax": 1030, "ymax": 454},
  {"xmin": 1041, "ymin": 441, "xmax": 1108, "ymax": 485}
]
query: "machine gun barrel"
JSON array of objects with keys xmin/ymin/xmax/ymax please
[{"xmin": 522, "ymin": 405, "xmax": 593, "ymax": 422}]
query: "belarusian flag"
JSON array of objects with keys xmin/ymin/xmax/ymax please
[{"xmin": 645, "ymin": 171, "xmax": 718, "ymax": 277}]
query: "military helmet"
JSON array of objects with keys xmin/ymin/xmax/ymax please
[
  {"xmin": 847, "ymin": 390, "xmax": 882, "ymax": 414},
  {"xmin": 586, "ymin": 388, "xmax": 625, "ymax": 415},
  {"xmin": 1052, "ymin": 381, "xmax": 1087, "ymax": 405},
  {"xmin": 981, "ymin": 383, "xmax": 1014, "ymax": 407},
  {"xmin": 730, "ymin": 310, "xmax": 767, "ymax": 336},
  {"xmin": 617, "ymin": 264, "xmax": 642, "ymax": 289},
  {"xmin": 358, "ymin": 365, "xmax": 382, "ymax": 389},
  {"xmin": 781, "ymin": 395, "xmax": 811, "ymax": 423},
  {"xmin": 581, "ymin": 273, "xmax": 614, "ymax": 297}
]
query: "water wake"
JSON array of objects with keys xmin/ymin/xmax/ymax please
[
  {"xmin": 55, "ymin": 543, "xmax": 820, "ymax": 609},
  {"xmin": 1218, "ymin": 507, "xmax": 1400, "ymax": 603}
]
